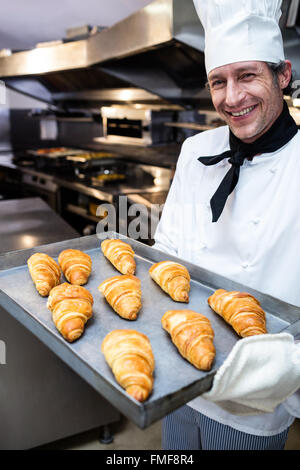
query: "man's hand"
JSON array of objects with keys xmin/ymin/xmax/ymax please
[{"xmin": 202, "ymin": 333, "xmax": 300, "ymax": 415}]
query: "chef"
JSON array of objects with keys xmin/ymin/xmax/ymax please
[{"xmin": 154, "ymin": 0, "xmax": 300, "ymax": 450}]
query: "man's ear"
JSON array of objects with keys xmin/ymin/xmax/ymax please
[{"xmin": 279, "ymin": 60, "xmax": 292, "ymax": 90}]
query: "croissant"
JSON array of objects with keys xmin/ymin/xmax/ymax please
[
  {"xmin": 47, "ymin": 282, "xmax": 93, "ymax": 342},
  {"xmin": 101, "ymin": 239, "xmax": 136, "ymax": 275},
  {"xmin": 208, "ymin": 289, "xmax": 267, "ymax": 337},
  {"xmin": 149, "ymin": 261, "xmax": 190, "ymax": 302},
  {"xmin": 58, "ymin": 249, "xmax": 92, "ymax": 285},
  {"xmin": 98, "ymin": 275, "xmax": 142, "ymax": 320},
  {"xmin": 101, "ymin": 329, "xmax": 155, "ymax": 402},
  {"xmin": 161, "ymin": 310, "xmax": 215, "ymax": 370},
  {"xmin": 27, "ymin": 253, "xmax": 61, "ymax": 297}
]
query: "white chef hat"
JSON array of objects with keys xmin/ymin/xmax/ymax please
[{"xmin": 193, "ymin": 0, "xmax": 285, "ymax": 75}]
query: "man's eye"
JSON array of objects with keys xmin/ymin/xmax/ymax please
[
  {"xmin": 211, "ymin": 80, "xmax": 225, "ymax": 88},
  {"xmin": 241, "ymin": 73, "xmax": 255, "ymax": 80}
]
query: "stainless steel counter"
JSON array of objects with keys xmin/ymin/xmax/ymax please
[
  {"xmin": 0, "ymin": 142, "xmax": 180, "ymax": 171},
  {"xmin": 0, "ymin": 152, "xmax": 170, "ymax": 209},
  {"xmin": 0, "ymin": 197, "xmax": 78, "ymax": 253},
  {"xmin": 81, "ymin": 141, "xmax": 180, "ymax": 169}
]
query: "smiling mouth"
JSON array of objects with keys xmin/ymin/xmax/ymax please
[{"xmin": 226, "ymin": 104, "xmax": 258, "ymax": 117}]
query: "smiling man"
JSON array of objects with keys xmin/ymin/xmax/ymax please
[
  {"xmin": 153, "ymin": 0, "xmax": 300, "ymax": 451},
  {"xmin": 208, "ymin": 60, "xmax": 292, "ymax": 143}
]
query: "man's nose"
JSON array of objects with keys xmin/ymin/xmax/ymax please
[{"xmin": 225, "ymin": 81, "xmax": 245, "ymax": 107}]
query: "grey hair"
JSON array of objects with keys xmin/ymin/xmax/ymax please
[{"xmin": 266, "ymin": 60, "xmax": 293, "ymax": 96}]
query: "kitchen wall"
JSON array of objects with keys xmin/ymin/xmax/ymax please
[{"xmin": 0, "ymin": 87, "xmax": 50, "ymax": 151}]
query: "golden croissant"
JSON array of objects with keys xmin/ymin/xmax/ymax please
[
  {"xmin": 27, "ymin": 252, "xmax": 61, "ymax": 296},
  {"xmin": 161, "ymin": 310, "xmax": 215, "ymax": 370},
  {"xmin": 47, "ymin": 282, "xmax": 93, "ymax": 342},
  {"xmin": 149, "ymin": 261, "xmax": 190, "ymax": 302},
  {"xmin": 101, "ymin": 239, "xmax": 136, "ymax": 275},
  {"xmin": 58, "ymin": 249, "xmax": 92, "ymax": 285},
  {"xmin": 101, "ymin": 329, "xmax": 155, "ymax": 402},
  {"xmin": 208, "ymin": 289, "xmax": 267, "ymax": 337},
  {"xmin": 98, "ymin": 275, "xmax": 142, "ymax": 320}
]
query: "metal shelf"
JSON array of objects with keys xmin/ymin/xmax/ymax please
[{"xmin": 66, "ymin": 203, "xmax": 101, "ymax": 222}]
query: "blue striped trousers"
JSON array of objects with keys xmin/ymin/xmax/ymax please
[{"xmin": 162, "ymin": 405, "xmax": 290, "ymax": 450}]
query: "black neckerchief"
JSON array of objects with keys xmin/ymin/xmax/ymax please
[{"xmin": 198, "ymin": 101, "xmax": 298, "ymax": 222}]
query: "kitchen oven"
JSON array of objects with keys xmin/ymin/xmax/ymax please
[{"xmin": 97, "ymin": 105, "xmax": 177, "ymax": 146}]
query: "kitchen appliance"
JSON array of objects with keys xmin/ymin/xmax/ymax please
[
  {"xmin": 20, "ymin": 170, "xmax": 60, "ymax": 211},
  {"xmin": 13, "ymin": 147, "xmax": 122, "ymax": 173},
  {"xmin": 13, "ymin": 147, "xmax": 85, "ymax": 170},
  {"xmin": 73, "ymin": 158, "xmax": 128, "ymax": 186},
  {"xmin": 97, "ymin": 106, "xmax": 176, "ymax": 146}
]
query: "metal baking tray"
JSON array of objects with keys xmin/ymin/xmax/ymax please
[{"xmin": 1, "ymin": 232, "xmax": 300, "ymax": 429}]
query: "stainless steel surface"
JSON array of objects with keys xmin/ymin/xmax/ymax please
[
  {"xmin": 6, "ymin": 79, "xmax": 53, "ymax": 104},
  {"xmin": 77, "ymin": 142, "xmax": 180, "ymax": 169},
  {"xmin": 1, "ymin": 232, "xmax": 299, "ymax": 429},
  {"xmin": 137, "ymin": 165, "xmax": 173, "ymax": 189},
  {"xmin": 18, "ymin": 171, "xmax": 61, "ymax": 210},
  {"xmin": 0, "ymin": 154, "xmax": 174, "ymax": 209},
  {"xmin": 0, "ymin": 197, "xmax": 78, "ymax": 253},
  {"xmin": 55, "ymin": 178, "xmax": 115, "ymax": 203},
  {"xmin": 0, "ymin": 108, "xmax": 11, "ymax": 152},
  {"xmin": 0, "ymin": 0, "xmax": 207, "ymax": 106},
  {"xmin": 52, "ymin": 88, "xmax": 169, "ymax": 105},
  {"xmin": 126, "ymin": 193, "xmax": 161, "ymax": 209},
  {"xmin": 66, "ymin": 203, "xmax": 101, "ymax": 223},
  {"xmin": 0, "ymin": 153, "xmax": 16, "ymax": 169},
  {"xmin": 0, "ymin": 39, "xmax": 87, "ymax": 76},
  {"xmin": 87, "ymin": 0, "xmax": 174, "ymax": 65},
  {"xmin": 56, "ymin": 177, "xmax": 168, "ymax": 203},
  {"xmin": 55, "ymin": 162, "xmax": 172, "ymax": 202},
  {"xmin": 1, "ymin": 142, "xmax": 180, "ymax": 171},
  {"xmin": 127, "ymin": 191, "xmax": 167, "ymax": 208},
  {"xmin": 22, "ymin": 172, "xmax": 58, "ymax": 192},
  {"xmin": 164, "ymin": 122, "xmax": 217, "ymax": 131},
  {"xmin": 0, "ymin": 0, "xmax": 176, "ymax": 77},
  {"xmin": 99, "ymin": 106, "xmax": 176, "ymax": 146}
]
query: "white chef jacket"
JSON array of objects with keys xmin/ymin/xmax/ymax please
[{"xmin": 154, "ymin": 125, "xmax": 300, "ymax": 436}]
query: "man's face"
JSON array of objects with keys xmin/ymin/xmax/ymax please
[{"xmin": 208, "ymin": 60, "xmax": 290, "ymax": 143}]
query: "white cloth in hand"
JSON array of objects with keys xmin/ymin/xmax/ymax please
[{"xmin": 202, "ymin": 333, "xmax": 300, "ymax": 415}]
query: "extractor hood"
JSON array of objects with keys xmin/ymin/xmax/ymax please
[
  {"xmin": 0, "ymin": 0, "xmax": 299, "ymax": 109},
  {"xmin": 0, "ymin": 0, "xmax": 207, "ymax": 109}
]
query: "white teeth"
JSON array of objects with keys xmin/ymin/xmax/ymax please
[{"xmin": 231, "ymin": 106, "xmax": 255, "ymax": 117}]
